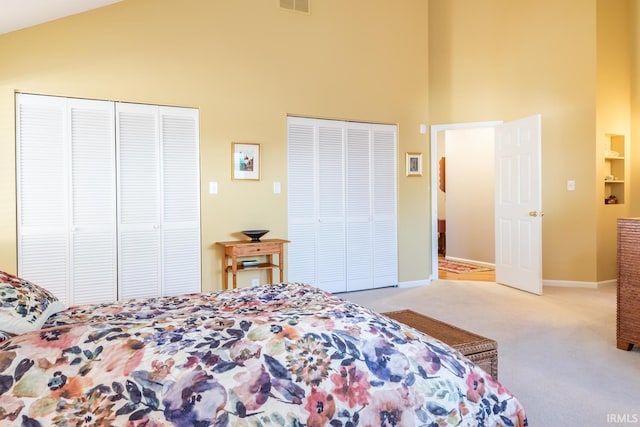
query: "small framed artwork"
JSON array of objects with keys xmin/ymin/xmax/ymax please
[
  {"xmin": 232, "ymin": 142, "xmax": 261, "ymax": 180},
  {"xmin": 406, "ymin": 152, "xmax": 422, "ymax": 177}
]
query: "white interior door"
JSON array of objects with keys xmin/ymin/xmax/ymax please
[
  {"xmin": 159, "ymin": 106, "xmax": 202, "ymax": 296},
  {"xmin": 317, "ymin": 122, "xmax": 347, "ymax": 293},
  {"xmin": 69, "ymin": 98, "xmax": 118, "ymax": 304},
  {"xmin": 494, "ymin": 114, "xmax": 542, "ymax": 295},
  {"xmin": 116, "ymin": 102, "xmax": 162, "ymax": 300},
  {"xmin": 345, "ymin": 124, "xmax": 373, "ymax": 292},
  {"xmin": 16, "ymin": 94, "xmax": 118, "ymax": 306}
]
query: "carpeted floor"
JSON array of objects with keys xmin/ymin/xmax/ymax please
[{"xmin": 343, "ymin": 280, "xmax": 640, "ymax": 427}]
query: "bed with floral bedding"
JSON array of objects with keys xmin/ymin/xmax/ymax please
[{"xmin": 0, "ymin": 272, "xmax": 527, "ymax": 426}]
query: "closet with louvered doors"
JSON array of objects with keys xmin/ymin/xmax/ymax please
[
  {"xmin": 287, "ymin": 116, "xmax": 398, "ymax": 293},
  {"xmin": 16, "ymin": 93, "xmax": 201, "ymax": 306}
]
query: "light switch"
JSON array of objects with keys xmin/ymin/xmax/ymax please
[
  {"xmin": 273, "ymin": 181, "xmax": 281, "ymax": 194},
  {"xmin": 420, "ymin": 124, "xmax": 427, "ymax": 134},
  {"xmin": 567, "ymin": 180, "xmax": 575, "ymax": 191},
  {"xmin": 209, "ymin": 181, "xmax": 218, "ymax": 194}
]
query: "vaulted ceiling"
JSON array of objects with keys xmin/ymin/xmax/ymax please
[{"xmin": 0, "ymin": 0, "xmax": 122, "ymax": 35}]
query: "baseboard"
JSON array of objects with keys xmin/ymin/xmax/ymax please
[
  {"xmin": 399, "ymin": 277, "xmax": 616, "ymax": 289},
  {"xmin": 543, "ymin": 279, "xmax": 617, "ymax": 289},
  {"xmin": 398, "ymin": 279, "xmax": 431, "ymax": 288},
  {"xmin": 444, "ymin": 256, "xmax": 495, "ymax": 269}
]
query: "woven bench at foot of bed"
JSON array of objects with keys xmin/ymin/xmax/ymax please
[{"xmin": 383, "ymin": 309, "xmax": 498, "ymax": 380}]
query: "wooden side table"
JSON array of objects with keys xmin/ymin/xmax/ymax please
[{"xmin": 216, "ymin": 239, "xmax": 290, "ymax": 290}]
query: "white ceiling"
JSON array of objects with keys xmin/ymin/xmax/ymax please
[{"xmin": 0, "ymin": 0, "xmax": 122, "ymax": 35}]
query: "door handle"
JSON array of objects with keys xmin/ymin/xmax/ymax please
[{"xmin": 529, "ymin": 210, "xmax": 544, "ymax": 217}]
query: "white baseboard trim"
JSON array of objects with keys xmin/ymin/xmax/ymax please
[
  {"xmin": 444, "ymin": 256, "xmax": 495, "ymax": 269},
  {"xmin": 543, "ymin": 279, "xmax": 617, "ymax": 289},
  {"xmin": 398, "ymin": 277, "xmax": 616, "ymax": 290},
  {"xmin": 398, "ymin": 279, "xmax": 431, "ymax": 288}
]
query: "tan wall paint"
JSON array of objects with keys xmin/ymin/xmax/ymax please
[
  {"xmin": 0, "ymin": 0, "xmax": 429, "ymax": 291},
  {"xmin": 596, "ymin": 0, "xmax": 631, "ymax": 281},
  {"xmin": 429, "ymin": 0, "xmax": 602, "ymax": 282},
  {"xmin": 631, "ymin": 1, "xmax": 640, "ymax": 218},
  {"xmin": 444, "ymin": 128, "xmax": 495, "ymax": 265}
]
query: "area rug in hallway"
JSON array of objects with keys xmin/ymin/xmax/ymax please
[{"xmin": 438, "ymin": 259, "xmax": 493, "ymax": 274}]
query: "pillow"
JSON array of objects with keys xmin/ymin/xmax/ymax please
[{"xmin": 0, "ymin": 271, "xmax": 66, "ymax": 335}]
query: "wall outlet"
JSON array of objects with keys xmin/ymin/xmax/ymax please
[{"xmin": 251, "ymin": 278, "xmax": 260, "ymax": 286}]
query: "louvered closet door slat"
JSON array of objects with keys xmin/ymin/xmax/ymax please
[
  {"xmin": 20, "ymin": 235, "xmax": 68, "ymax": 304},
  {"xmin": 372, "ymin": 126, "xmax": 398, "ymax": 288},
  {"xmin": 287, "ymin": 224, "xmax": 316, "ymax": 284},
  {"xmin": 317, "ymin": 123, "xmax": 346, "ymax": 293},
  {"xmin": 119, "ymin": 231, "xmax": 160, "ymax": 300},
  {"xmin": 346, "ymin": 126, "xmax": 373, "ymax": 291},
  {"xmin": 160, "ymin": 107, "xmax": 201, "ymax": 295},
  {"xmin": 69, "ymin": 98, "xmax": 117, "ymax": 304},
  {"xmin": 16, "ymin": 94, "xmax": 69, "ymax": 302},
  {"xmin": 287, "ymin": 119, "xmax": 317, "ymax": 283},
  {"xmin": 118, "ymin": 106, "xmax": 159, "ymax": 225},
  {"xmin": 287, "ymin": 123, "xmax": 315, "ymax": 219},
  {"xmin": 163, "ymin": 228, "xmax": 200, "ymax": 295},
  {"xmin": 72, "ymin": 232, "xmax": 116, "ymax": 304},
  {"xmin": 117, "ymin": 103, "xmax": 161, "ymax": 299}
]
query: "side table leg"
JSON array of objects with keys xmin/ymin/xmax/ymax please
[
  {"xmin": 222, "ymin": 256, "xmax": 228, "ymax": 290},
  {"xmin": 267, "ymin": 254, "xmax": 273, "ymax": 284},
  {"xmin": 231, "ymin": 255, "xmax": 238, "ymax": 289}
]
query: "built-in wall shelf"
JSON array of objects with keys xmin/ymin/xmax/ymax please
[{"xmin": 604, "ymin": 134, "xmax": 625, "ymax": 205}]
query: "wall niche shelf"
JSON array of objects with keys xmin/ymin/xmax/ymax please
[{"xmin": 604, "ymin": 134, "xmax": 625, "ymax": 205}]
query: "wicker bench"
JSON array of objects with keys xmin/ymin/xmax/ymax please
[{"xmin": 383, "ymin": 309, "xmax": 498, "ymax": 379}]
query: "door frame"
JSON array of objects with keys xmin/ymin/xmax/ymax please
[{"xmin": 429, "ymin": 121, "xmax": 502, "ymax": 281}]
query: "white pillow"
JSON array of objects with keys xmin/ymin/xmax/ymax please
[{"xmin": 0, "ymin": 271, "xmax": 66, "ymax": 335}]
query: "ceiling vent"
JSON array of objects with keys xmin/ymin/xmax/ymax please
[{"xmin": 280, "ymin": 0, "xmax": 310, "ymax": 14}]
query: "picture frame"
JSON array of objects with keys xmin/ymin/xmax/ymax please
[
  {"xmin": 232, "ymin": 142, "xmax": 261, "ymax": 180},
  {"xmin": 406, "ymin": 152, "xmax": 422, "ymax": 177}
]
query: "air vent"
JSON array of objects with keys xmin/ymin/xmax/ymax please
[{"xmin": 280, "ymin": 0, "xmax": 310, "ymax": 14}]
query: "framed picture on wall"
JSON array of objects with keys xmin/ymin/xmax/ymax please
[
  {"xmin": 406, "ymin": 152, "xmax": 422, "ymax": 177},
  {"xmin": 232, "ymin": 142, "xmax": 261, "ymax": 180}
]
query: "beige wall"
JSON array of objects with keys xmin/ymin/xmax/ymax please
[
  {"xmin": 0, "ymin": 0, "xmax": 429, "ymax": 291},
  {"xmin": 632, "ymin": 1, "xmax": 640, "ymax": 217},
  {"xmin": 596, "ymin": 0, "xmax": 632, "ymax": 281},
  {"xmin": 429, "ymin": 0, "xmax": 624, "ymax": 283},
  {"xmin": 3, "ymin": 0, "xmax": 639, "ymax": 290},
  {"xmin": 444, "ymin": 128, "xmax": 495, "ymax": 265}
]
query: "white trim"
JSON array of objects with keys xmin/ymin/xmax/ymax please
[
  {"xmin": 543, "ymin": 279, "xmax": 616, "ymax": 289},
  {"xmin": 429, "ymin": 121, "xmax": 502, "ymax": 280},
  {"xmin": 398, "ymin": 279, "xmax": 431, "ymax": 289},
  {"xmin": 443, "ymin": 256, "xmax": 495, "ymax": 270}
]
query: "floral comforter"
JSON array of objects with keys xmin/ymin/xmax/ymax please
[{"xmin": 0, "ymin": 282, "xmax": 527, "ymax": 426}]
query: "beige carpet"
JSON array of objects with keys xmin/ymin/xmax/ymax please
[{"xmin": 342, "ymin": 280, "xmax": 640, "ymax": 427}]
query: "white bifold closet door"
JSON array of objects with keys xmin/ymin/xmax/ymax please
[
  {"xmin": 116, "ymin": 103, "xmax": 201, "ymax": 300},
  {"xmin": 287, "ymin": 116, "xmax": 397, "ymax": 293},
  {"xmin": 16, "ymin": 94, "xmax": 201, "ymax": 306},
  {"xmin": 17, "ymin": 94, "xmax": 117, "ymax": 305}
]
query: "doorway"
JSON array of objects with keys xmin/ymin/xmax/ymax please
[
  {"xmin": 430, "ymin": 116, "xmax": 543, "ymax": 295},
  {"xmin": 430, "ymin": 121, "xmax": 501, "ymax": 282}
]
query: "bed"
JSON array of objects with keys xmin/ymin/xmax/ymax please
[{"xmin": 0, "ymin": 271, "xmax": 527, "ymax": 426}]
